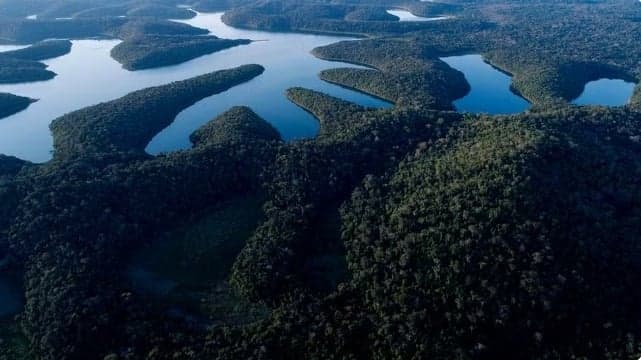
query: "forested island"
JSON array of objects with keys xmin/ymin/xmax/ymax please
[
  {"xmin": 50, "ymin": 64, "xmax": 265, "ymax": 158},
  {"xmin": 0, "ymin": 40, "xmax": 72, "ymax": 84},
  {"xmin": 111, "ymin": 35, "xmax": 251, "ymax": 70},
  {"xmin": 0, "ymin": 93, "xmax": 35, "ymax": 119},
  {"xmin": 0, "ymin": 40, "xmax": 71, "ymax": 61},
  {"xmin": 1, "ymin": 0, "xmax": 641, "ymax": 359},
  {"xmin": 0, "ymin": 57, "xmax": 56, "ymax": 84},
  {"xmin": 0, "ymin": 11, "xmax": 253, "ymax": 72}
]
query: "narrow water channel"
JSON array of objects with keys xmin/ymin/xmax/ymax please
[{"xmin": 441, "ymin": 54, "xmax": 530, "ymax": 114}]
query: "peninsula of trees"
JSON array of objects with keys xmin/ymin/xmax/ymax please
[
  {"xmin": 0, "ymin": 93, "xmax": 35, "ymax": 119},
  {"xmin": 111, "ymin": 35, "xmax": 251, "ymax": 70},
  {"xmin": 1, "ymin": 1, "xmax": 641, "ymax": 359}
]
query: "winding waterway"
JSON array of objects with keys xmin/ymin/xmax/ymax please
[
  {"xmin": 441, "ymin": 54, "xmax": 530, "ymax": 114},
  {"xmin": 0, "ymin": 11, "xmax": 391, "ymax": 162}
]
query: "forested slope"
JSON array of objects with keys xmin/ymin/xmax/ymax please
[
  {"xmin": 50, "ymin": 64, "xmax": 265, "ymax": 159},
  {"xmin": 0, "ymin": 93, "xmax": 34, "ymax": 119},
  {"xmin": 0, "ymin": 1, "xmax": 640, "ymax": 359}
]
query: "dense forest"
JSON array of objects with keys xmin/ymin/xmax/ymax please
[
  {"xmin": 0, "ymin": 57, "xmax": 55, "ymax": 84},
  {"xmin": 312, "ymin": 38, "xmax": 470, "ymax": 108},
  {"xmin": 0, "ymin": 0, "xmax": 641, "ymax": 359},
  {"xmin": 0, "ymin": 41, "xmax": 71, "ymax": 84},
  {"xmin": 111, "ymin": 34, "xmax": 250, "ymax": 70},
  {"xmin": 50, "ymin": 64, "xmax": 264, "ymax": 158},
  {"xmin": 0, "ymin": 93, "xmax": 34, "ymax": 119},
  {"xmin": 0, "ymin": 40, "xmax": 72, "ymax": 83},
  {"xmin": 219, "ymin": 0, "xmax": 641, "ymax": 107},
  {"xmin": 0, "ymin": 40, "xmax": 71, "ymax": 61}
]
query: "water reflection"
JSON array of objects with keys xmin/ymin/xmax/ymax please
[
  {"xmin": 441, "ymin": 54, "xmax": 529, "ymax": 114},
  {"xmin": 572, "ymin": 78, "xmax": 635, "ymax": 106},
  {"xmin": 0, "ymin": 12, "xmax": 391, "ymax": 162}
]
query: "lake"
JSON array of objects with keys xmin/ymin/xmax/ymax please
[
  {"xmin": 441, "ymin": 54, "xmax": 530, "ymax": 114},
  {"xmin": 0, "ymin": 11, "xmax": 391, "ymax": 162},
  {"xmin": 572, "ymin": 78, "xmax": 636, "ymax": 106},
  {"xmin": 386, "ymin": 9, "xmax": 451, "ymax": 21}
]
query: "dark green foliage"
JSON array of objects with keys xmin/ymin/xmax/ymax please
[
  {"xmin": 0, "ymin": 319, "xmax": 32, "ymax": 360},
  {"xmin": 0, "ymin": 17, "xmax": 126, "ymax": 43},
  {"xmin": 0, "ymin": 154, "xmax": 30, "ymax": 177},
  {"xmin": 31, "ymin": 0, "xmax": 119, "ymax": 19},
  {"xmin": 0, "ymin": 93, "xmax": 34, "ymax": 119},
  {"xmin": 0, "ymin": 13, "xmax": 203, "ymax": 44},
  {"xmin": 50, "ymin": 64, "xmax": 265, "ymax": 159},
  {"xmin": 114, "ymin": 18, "xmax": 209, "ymax": 38},
  {"xmin": 0, "ymin": 17, "xmax": 219, "ymax": 81},
  {"xmin": 0, "ymin": 40, "xmax": 71, "ymax": 83},
  {"xmin": 108, "ymin": 14, "xmax": 251, "ymax": 72},
  {"xmin": 286, "ymin": 87, "xmax": 369, "ymax": 136},
  {"xmin": 190, "ymin": 106, "xmax": 281, "ymax": 147},
  {"xmin": 403, "ymin": 1, "xmax": 462, "ymax": 17},
  {"xmin": 225, "ymin": 0, "xmax": 641, "ymax": 107},
  {"xmin": 314, "ymin": 38, "xmax": 469, "ymax": 108},
  {"xmin": 0, "ymin": 0, "xmax": 195, "ymax": 20},
  {"xmin": 221, "ymin": 0, "xmax": 464, "ymax": 36},
  {"xmin": 0, "ymin": 155, "xmax": 29, "ymax": 254},
  {"xmin": 6, "ymin": 83, "xmax": 282, "ymax": 359},
  {"xmin": 343, "ymin": 7, "xmax": 397, "ymax": 22},
  {"xmin": 111, "ymin": 34, "xmax": 250, "ymax": 70},
  {"xmin": 630, "ymin": 86, "xmax": 641, "ymax": 110},
  {"xmin": 129, "ymin": 195, "xmax": 270, "ymax": 325},
  {"xmin": 4, "ymin": 84, "xmax": 641, "ymax": 360},
  {"xmin": 0, "ymin": 39, "xmax": 71, "ymax": 61},
  {"xmin": 341, "ymin": 110, "xmax": 641, "ymax": 359},
  {"xmin": 487, "ymin": 56, "xmax": 638, "ymax": 106},
  {"xmin": 449, "ymin": 0, "xmax": 641, "ymax": 105},
  {"xmin": 0, "ymin": 57, "xmax": 54, "ymax": 84},
  {"xmin": 230, "ymin": 89, "xmax": 462, "ymax": 304},
  {"xmin": 191, "ymin": 0, "xmax": 250, "ymax": 12},
  {"xmin": 0, "ymin": 1, "xmax": 641, "ymax": 359},
  {"xmin": 125, "ymin": 4, "xmax": 196, "ymax": 19},
  {"xmin": 133, "ymin": 195, "xmax": 265, "ymax": 289},
  {"xmin": 200, "ymin": 288, "xmax": 374, "ymax": 360}
]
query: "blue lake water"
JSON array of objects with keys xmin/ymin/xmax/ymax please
[
  {"xmin": 572, "ymin": 78, "xmax": 636, "ymax": 106},
  {"xmin": 441, "ymin": 54, "xmax": 530, "ymax": 114},
  {"xmin": 0, "ymin": 11, "xmax": 391, "ymax": 162},
  {"xmin": 147, "ymin": 12, "xmax": 392, "ymax": 155}
]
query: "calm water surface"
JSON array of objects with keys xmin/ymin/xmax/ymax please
[
  {"xmin": 0, "ymin": 11, "xmax": 391, "ymax": 162},
  {"xmin": 148, "ymin": 12, "xmax": 392, "ymax": 155},
  {"xmin": 386, "ymin": 9, "xmax": 451, "ymax": 21},
  {"xmin": 441, "ymin": 54, "xmax": 530, "ymax": 114},
  {"xmin": 572, "ymin": 78, "xmax": 635, "ymax": 106}
]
